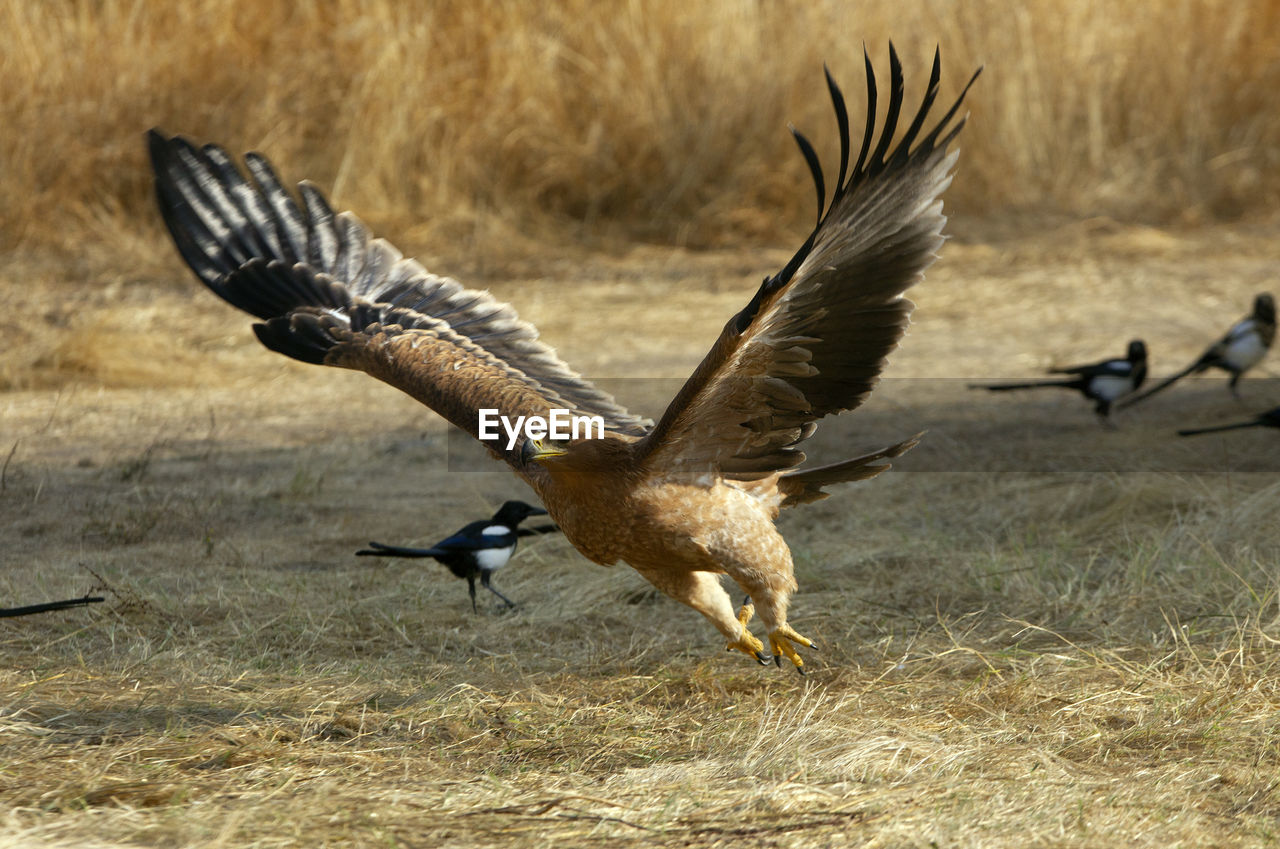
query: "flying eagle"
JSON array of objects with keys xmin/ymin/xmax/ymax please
[{"xmin": 149, "ymin": 47, "xmax": 979, "ymax": 672}]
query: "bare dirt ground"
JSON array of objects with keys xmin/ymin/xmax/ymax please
[{"xmin": 2, "ymin": 218, "xmax": 1279, "ymax": 847}]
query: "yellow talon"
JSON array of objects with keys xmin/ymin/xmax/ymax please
[
  {"xmin": 769, "ymin": 625, "xmax": 817, "ymax": 674},
  {"xmin": 725, "ymin": 598, "xmax": 768, "ymax": 663},
  {"xmin": 726, "ymin": 629, "xmax": 767, "ymax": 665}
]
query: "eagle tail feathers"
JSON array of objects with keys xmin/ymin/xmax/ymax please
[{"xmin": 778, "ymin": 432, "xmax": 921, "ymax": 508}]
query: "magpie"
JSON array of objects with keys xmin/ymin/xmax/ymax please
[
  {"xmin": 1177, "ymin": 405, "xmax": 1280, "ymax": 436},
  {"xmin": 0, "ymin": 595, "xmax": 104, "ymax": 618},
  {"xmin": 1120, "ymin": 293, "xmax": 1275, "ymax": 408},
  {"xmin": 969, "ymin": 339, "xmax": 1148, "ymax": 420},
  {"xmin": 357, "ymin": 500, "xmax": 554, "ymax": 612}
]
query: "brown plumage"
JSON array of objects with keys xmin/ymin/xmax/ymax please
[{"xmin": 149, "ymin": 46, "xmax": 979, "ymax": 672}]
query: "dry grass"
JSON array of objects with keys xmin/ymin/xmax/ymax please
[
  {"xmin": 3, "ymin": 221, "xmax": 1280, "ymax": 846},
  {"xmin": 4, "ymin": 0, "xmax": 1280, "ymax": 263}
]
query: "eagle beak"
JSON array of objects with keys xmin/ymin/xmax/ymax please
[{"xmin": 522, "ymin": 438, "xmax": 568, "ymax": 464}]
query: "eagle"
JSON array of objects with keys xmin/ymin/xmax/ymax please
[{"xmin": 149, "ymin": 46, "xmax": 979, "ymax": 672}]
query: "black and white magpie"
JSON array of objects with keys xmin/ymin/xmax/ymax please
[
  {"xmin": 970, "ymin": 339, "xmax": 1148, "ymax": 420},
  {"xmin": 1177, "ymin": 405, "xmax": 1280, "ymax": 436},
  {"xmin": 0, "ymin": 595, "xmax": 104, "ymax": 618},
  {"xmin": 357, "ymin": 500, "xmax": 554, "ymax": 612},
  {"xmin": 1120, "ymin": 293, "xmax": 1275, "ymax": 408}
]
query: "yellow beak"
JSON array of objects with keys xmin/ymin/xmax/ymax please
[{"xmin": 522, "ymin": 438, "xmax": 569, "ymax": 464}]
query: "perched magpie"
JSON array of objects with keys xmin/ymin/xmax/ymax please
[
  {"xmin": 969, "ymin": 339, "xmax": 1148, "ymax": 420},
  {"xmin": 357, "ymin": 500, "xmax": 554, "ymax": 612},
  {"xmin": 1178, "ymin": 405, "xmax": 1280, "ymax": 436},
  {"xmin": 0, "ymin": 595, "xmax": 104, "ymax": 618},
  {"xmin": 1120, "ymin": 293, "xmax": 1275, "ymax": 408}
]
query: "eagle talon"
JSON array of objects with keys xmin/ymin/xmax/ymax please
[
  {"xmin": 769, "ymin": 625, "xmax": 816, "ymax": 672},
  {"xmin": 725, "ymin": 630, "xmax": 766, "ymax": 664},
  {"xmin": 725, "ymin": 602, "xmax": 768, "ymax": 665}
]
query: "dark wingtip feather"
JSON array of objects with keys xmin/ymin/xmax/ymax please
[
  {"xmin": 789, "ymin": 127, "xmax": 825, "ymax": 226},
  {"xmin": 742, "ymin": 48, "xmax": 978, "ymax": 324},
  {"xmin": 920, "ymin": 64, "xmax": 983, "ymax": 152},
  {"xmin": 823, "ymin": 65, "xmax": 851, "ymax": 193},
  {"xmin": 869, "ymin": 43, "xmax": 905, "ymax": 168},
  {"xmin": 894, "ymin": 48, "xmax": 944, "ymax": 159},
  {"xmin": 852, "ymin": 48, "xmax": 878, "ymax": 178},
  {"xmin": 149, "ymin": 131, "xmax": 235, "ymax": 287},
  {"xmin": 145, "ymin": 127, "xmax": 170, "ymax": 163}
]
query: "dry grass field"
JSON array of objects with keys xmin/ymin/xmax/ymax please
[{"xmin": 4, "ymin": 2, "xmax": 1280, "ymax": 847}]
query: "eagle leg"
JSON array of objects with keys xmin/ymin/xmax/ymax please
[
  {"xmin": 632, "ymin": 566, "xmax": 769, "ymax": 665},
  {"xmin": 725, "ymin": 596, "xmax": 770, "ymax": 665},
  {"xmin": 769, "ymin": 625, "xmax": 818, "ymax": 676}
]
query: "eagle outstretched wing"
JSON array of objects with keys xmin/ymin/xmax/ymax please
[
  {"xmin": 148, "ymin": 132, "xmax": 653, "ymax": 478},
  {"xmin": 637, "ymin": 47, "xmax": 980, "ymax": 478}
]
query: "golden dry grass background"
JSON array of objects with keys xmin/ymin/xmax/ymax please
[
  {"xmin": 3, "ymin": 2, "xmax": 1280, "ymax": 848},
  {"xmin": 4, "ymin": 0, "xmax": 1280, "ymax": 259}
]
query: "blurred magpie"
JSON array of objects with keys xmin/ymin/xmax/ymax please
[
  {"xmin": 357, "ymin": 500, "xmax": 554, "ymax": 612},
  {"xmin": 0, "ymin": 595, "xmax": 104, "ymax": 618},
  {"xmin": 1178, "ymin": 405, "xmax": 1280, "ymax": 436},
  {"xmin": 1120, "ymin": 293, "xmax": 1275, "ymax": 408},
  {"xmin": 969, "ymin": 339, "xmax": 1148, "ymax": 419}
]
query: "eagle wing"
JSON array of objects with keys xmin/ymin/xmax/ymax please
[
  {"xmin": 636, "ymin": 47, "xmax": 979, "ymax": 478},
  {"xmin": 148, "ymin": 132, "xmax": 652, "ymax": 480}
]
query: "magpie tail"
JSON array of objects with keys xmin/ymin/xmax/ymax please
[
  {"xmin": 1117, "ymin": 361, "xmax": 1201, "ymax": 409},
  {"xmin": 356, "ymin": 542, "xmax": 446, "ymax": 558},
  {"xmin": 969, "ymin": 379, "xmax": 1077, "ymax": 392},
  {"xmin": 1177, "ymin": 420, "xmax": 1264, "ymax": 437},
  {"xmin": 0, "ymin": 596, "xmax": 104, "ymax": 618}
]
